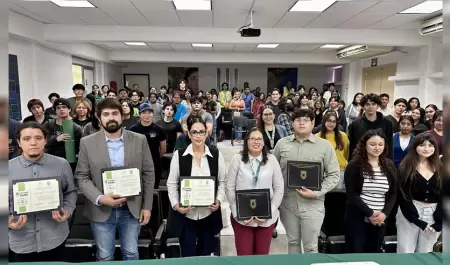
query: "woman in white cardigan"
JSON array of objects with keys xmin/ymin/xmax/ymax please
[{"xmin": 226, "ymin": 127, "xmax": 284, "ymax": 255}]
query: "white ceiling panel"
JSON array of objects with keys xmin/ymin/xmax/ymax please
[
  {"xmin": 337, "ymin": 12, "xmax": 390, "ymax": 29},
  {"xmin": 233, "ymin": 44, "xmax": 257, "ymax": 52},
  {"xmin": 362, "ymin": 0, "xmax": 425, "ymax": 15},
  {"xmin": 170, "ymin": 43, "xmax": 194, "ymax": 52},
  {"xmin": 177, "ymin": 10, "xmax": 213, "ymax": 27},
  {"xmin": 367, "ymin": 14, "xmax": 425, "ymax": 29},
  {"xmin": 193, "ymin": 47, "xmax": 213, "ymax": 52},
  {"xmin": 305, "ymin": 1, "xmax": 378, "ymax": 28},
  {"xmin": 130, "ymin": 0, "xmax": 181, "ymax": 26},
  {"xmin": 273, "ymin": 44, "xmax": 301, "ymax": 53},
  {"xmin": 130, "ymin": 45, "xmax": 154, "ymax": 51},
  {"xmin": 275, "ymin": 12, "xmax": 321, "ymax": 28},
  {"xmin": 213, "ymin": 0, "xmax": 254, "ymax": 28},
  {"xmin": 291, "ymin": 44, "xmax": 323, "ymax": 52},
  {"xmin": 252, "ymin": 0, "xmax": 298, "ymax": 28},
  {"xmin": 13, "ymin": 1, "xmax": 86, "ymax": 24},
  {"xmin": 147, "ymin": 43, "xmax": 175, "ymax": 52},
  {"xmin": 395, "ymin": 21, "xmax": 421, "ymax": 30},
  {"xmin": 9, "ymin": 3, "xmax": 55, "ymax": 24},
  {"xmin": 65, "ymin": 7, "xmax": 118, "ymax": 25},
  {"xmin": 213, "ymin": 44, "xmax": 235, "ymax": 53},
  {"xmin": 93, "ymin": 42, "xmax": 132, "ymax": 49},
  {"xmin": 89, "ymin": 0, "xmax": 150, "ymax": 26}
]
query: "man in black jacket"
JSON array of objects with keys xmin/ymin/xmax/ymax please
[{"xmin": 348, "ymin": 93, "xmax": 393, "ymax": 160}]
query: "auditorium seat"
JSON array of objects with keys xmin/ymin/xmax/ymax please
[{"xmin": 320, "ymin": 190, "xmax": 347, "ymax": 254}]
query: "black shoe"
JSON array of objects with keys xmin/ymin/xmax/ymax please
[{"xmin": 272, "ymin": 231, "xmax": 278, "ymax": 238}]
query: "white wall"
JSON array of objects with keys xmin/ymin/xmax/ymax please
[
  {"xmin": 9, "ymin": 37, "xmax": 73, "ymax": 117},
  {"xmin": 121, "ymin": 63, "xmax": 337, "ymax": 95}
]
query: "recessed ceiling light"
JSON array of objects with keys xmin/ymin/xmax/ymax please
[
  {"xmin": 50, "ymin": 0, "xmax": 95, "ymax": 8},
  {"xmin": 290, "ymin": 0, "xmax": 337, "ymax": 12},
  {"xmin": 257, "ymin": 44, "xmax": 279, "ymax": 48},
  {"xmin": 400, "ymin": 0, "xmax": 442, "ymax": 14},
  {"xmin": 124, "ymin": 42, "xmax": 147, "ymax": 46},
  {"xmin": 173, "ymin": 0, "xmax": 211, "ymax": 11},
  {"xmin": 192, "ymin": 44, "xmax": 213, "ymax": 47},
  {"xmin": 321, "ymin": 44, "xmax": 345, "ymax": 49}
]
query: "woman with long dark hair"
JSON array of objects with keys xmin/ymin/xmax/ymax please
[
  {"xmin": 346, "ymin": 93, "xmax": 363, "ymax": 125},
  {"xmin": 424, "ymin": 104, "xmax": 438, "ymax": 129},
  {"xmin": 393, "ymin": 115, "xmax": 414, "ymax": 167},
  {"xmin": 257, "ymin": 105, "xmax": 288, "ymax": 150},
  {"xmin": 405, "ymin": 97, "xmax": 421, "ymax": 115},
  {"xmin": 317, "ymin": 112, "xmax": 349, "ymax": 189},
  {"xmin": 411, "ymin": 108, "xmax": 428, "ymax": 135},
  {"xmin": 426, "ymin": 110, "xmax": 444, "ymax": 156},
  {"xmin": 297, "ymin": 94, "xmax": 310, "ymax": 110},
  {"xmin": 276, "ymin": 97, "xmax": 294, "ymax": 135},
  {"xmin": 226, "ymin": 128, "xmax": 284, "ymax": 255},
  {"xmin": 252, "ymin": 93, "xmax": 265, "ymax": 120},
  {"xmin": 313, "ymin": 100, "xmax": 324, "ymax": 127},
  {"xmin": 344, "ymin": 130, "xmax": 397, "ymax": 253},
  {"xmin": 397, "ymin": 133, "xmax": 443, "ymax": 253}
]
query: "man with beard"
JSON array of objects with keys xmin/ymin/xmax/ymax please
[
  {"xmin": 9, "ymin": 122, "xmax": 77, "ymax": 262},
  {"xmin": 181, "ymin": 97, "xmax": 213, "ymax": 136},
  {"xmin": 74, "ymin": 98, "xmax": 155, "ymax": 261}
]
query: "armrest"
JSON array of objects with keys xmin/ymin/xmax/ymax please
[
  {"xmin": 320, "ymin": 230, "xmax": 327, "ymax": 239},
  {"xmin": 155, "ymin": 219, "xmax": 167, "ymax": 241}
]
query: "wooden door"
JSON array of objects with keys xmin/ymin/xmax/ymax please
[{"xmin": 363, "ymin": 67, "xmax": 382, "ymax": 94}]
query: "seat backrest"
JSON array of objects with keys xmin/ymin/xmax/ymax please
[
  {"xmin": 246, "ymin": 119, "xmax": 257, "ymax": 129},
  {"xmin": 322, "ymin": 190, "xmax": 346, "ymax": 237},
  {"xmin": 221, "ymin": 111, "xmax": 232, "ymax": 122},
  {"xmin": 148, "ymin": 191, "xmax": 163, "ymax": 238},
  {"xmin": 233, "ymin": 116, "xmax": 248, "ymax": 127}
]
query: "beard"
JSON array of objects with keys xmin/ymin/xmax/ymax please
[{"xmin": 102, "ymin": 120, "xmax": 122, "ymax": 133}]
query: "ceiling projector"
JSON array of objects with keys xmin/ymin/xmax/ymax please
[{"xmin": 240, "ymin": 28, "xmax": 261, "ymax": 37}]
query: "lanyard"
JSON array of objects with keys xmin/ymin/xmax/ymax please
[
  {"xmin": 251, "ymin": 159, "xmax": 262, "ymax": 187},
  {"xmin": 265, "ymin": 128, "xmax": 275, "ymax": 149}
]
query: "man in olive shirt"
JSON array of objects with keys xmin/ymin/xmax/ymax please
[
  {"xmin": 273, "ymin": 109, "xmax": 340, "ymax": 254},
  {"xmin": 8, "ymin": 122, "xmax": 77, "ymax": 262}
]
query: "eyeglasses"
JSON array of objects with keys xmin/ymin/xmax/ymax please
[
  {"xmin": 293, "ymin": 117, "xmax": 312, "ymax": 123},
  {"xmin": 190, "ymin": 130, "xmax": 207, "ymax": 136},
  {"xmin": 249, "ymin": 137, "xmax": 263, "ymax": 142},
  {"xmin": 325, "ymin": 119, "xmax": 337, "ymax": 124}
]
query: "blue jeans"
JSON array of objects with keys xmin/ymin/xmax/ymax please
[
  {"xmin": 232, "ymin": 112, "xmax": 242, "ymax": 140},
  {"xmin": 90, "ymin": 207, "xmax": 141, "ymax": 261}
]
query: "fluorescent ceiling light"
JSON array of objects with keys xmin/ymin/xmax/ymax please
[
  {"xmin": 50, "ymin": 0, "xmax": 95, "ymax": 8},
  {"xmin": 173, "ymin": 0, "xmax": 211, "ymax": 11},
  {"xmin": 290, "ymin": 0, "xmax": 337, "ymax": 12},
  {"xmin": 321, "ymin": 44, "xmax": 345, "ymax": 49},
  {"xmin": 192, "ymin": 43, "xmax": 213, "ymax": 47},
  {"xmin": 124, "ymin": 42, "xmax": 147, "ymax": 46},
  {"xmin": 257, "ymin": 44, "xmax": 279, "ymax": 48},
  {"xmin": 400, "ymin": 0, "xmax": 442, "ymax": 14}
]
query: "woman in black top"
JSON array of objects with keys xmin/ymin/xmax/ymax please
[
  {"xmin": 397, "ymin": 133, "xmax": 442, "ymax": 253},
  {"xmin": 73, "ymin": 101, "xmax": 93, "ymax": 128},
  {"xmin": 344, "ymin": 130, "xmax": 397, "ymax": 253},
  {"xmin": 121, "ymin": 100, "xmax": 138, "ymax": 129},
  {"xmin": 411, "ymin": 107, "xmax": 428, "ymax": 135},
  {"xmin": 257, "ymin": 105, "xmax": 288, "ymax": 150}
]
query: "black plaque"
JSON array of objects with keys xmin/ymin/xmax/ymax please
[
  {"xmin": 236, "ymin": 189, "xmax": 271, "ymax": 221},
  {"xmin": 287, "ymin": 161, "xmax": 322, "ymax": 191}
]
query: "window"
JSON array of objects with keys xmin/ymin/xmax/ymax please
[{"xmin": 72, "ymin": 65, "xmax": 83, "ymax": 85}]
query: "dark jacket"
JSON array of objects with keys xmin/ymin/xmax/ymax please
[
  {"xmin": 385, "ymin": 115, "xmax": 399, "ymax": 133},
  {"xmin": 348, "ymin": 112, "xmax": 394, "ymax": 160},
  {"xmin": 43, "ymin": 119, "xmax": 83, "ymax": 160}
]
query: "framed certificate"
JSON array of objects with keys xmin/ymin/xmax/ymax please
[
  {"xmin": 235, "ymin": 189, "xmax": 272, "ymax": 221},
  {"xmin": 12, "ymin": 177, "xmax": 62, "ymax": 215},
  {"xmin": 101, "ymin": 167, "xmax": 141, "ymax": 197},
  {"xmin": 287, "ymin": 161, "xmax": 322, "ymax": 191},
  {"xmin": 179, "ymin": 176, "xmax": 216, "ymax": 207}
]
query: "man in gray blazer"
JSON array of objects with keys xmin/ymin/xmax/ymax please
[{"xmin": 75, "ymin": 98, "xmax": 155, "ymax": 261}]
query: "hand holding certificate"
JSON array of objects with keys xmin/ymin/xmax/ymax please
[
  {"xmin": 180, "ymin": 177, "xmax": 216, "ymax": 207},
  {"xmin": 236, "ymin": 189, "xmax": 271, "ymax": 221},
  {"xmin": 12, "ymin": 178, "xmax": 61, "ymax": 215},
  {"xmin": 287, "ymin": 161, "xmax": 322, "ymax": 191},
  {"xmin": 102, "ymin": 167, "xmax": 141, "ymax": 197}
]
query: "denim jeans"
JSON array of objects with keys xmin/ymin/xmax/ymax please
[
  {"xmin": 90, "ymin": 207, "xmax": 141, "ymax": 261},
  {"xmin": 396, "ymin": 201, "xmax": 441, "ymax": 253},
  {"xmin": 232, "ymin": 112, "xmax": 242, "ymax": 140}
]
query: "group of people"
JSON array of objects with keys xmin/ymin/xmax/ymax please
[{"xmin": 7, "ymin": 80, "xmax": 445, "ymax": 262}]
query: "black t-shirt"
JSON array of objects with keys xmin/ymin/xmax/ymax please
[
  {"xmin": 123, "ymin": 116, "xmax": 139, "ymax": 130},
  {"xmin": 129, "ymin": 123, "xmax": 167, "ymax": 171},
  {"xmin": 156, "ymin": 119, "xmax": 182, "ymax": 153},
  {"xmin": 23, "ymin": 115, "xmax": 50, "ymax": 124}
]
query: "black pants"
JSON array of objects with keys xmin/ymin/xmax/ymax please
[
  {"xmin": 9, "ymin": 242, "xmax": 65, "ymax": 262},
  {"xmin": 179, "ymin": 214, "xmax": 215, "ymax": 257},
  {"xmin": 345, "ymin": 215, "xmax": 386, "ymax": 253}
]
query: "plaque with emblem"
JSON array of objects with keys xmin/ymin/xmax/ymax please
[
  {"xmin": 179, "ymin": 176, "xmax": 216, "ymax": 207},
  {"xmin": 287, "ymin": 161, "xmax": 322, "ymax": 190},
  {"xmin": 235, "ymin": 189, "xmax": 272, "ymax": 221},
  {"xmin": 101, "ymin": 167, "xmax": 141, "ymax": 197},
  {"xmin": 12, "ymin": 177, "xmax": 62, "ymax": 215}
]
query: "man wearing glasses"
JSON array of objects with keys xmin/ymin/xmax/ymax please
[{"xmin": 273, "ymin": 109, "xmax": 340, "ymax": 254}]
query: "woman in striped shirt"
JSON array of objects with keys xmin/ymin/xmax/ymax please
[{"xmin": 344, "ymin": 130, "xmax": 397, "ymax": 253}]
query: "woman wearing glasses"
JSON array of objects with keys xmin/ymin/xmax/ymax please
[
  {"xmin": 257, "ymin": 105, "xmax": 288, "ymax": 151},
  {"xmin": 167, "ymin": 115, "xmax": 226, "ymax": 257},
  {"xmin": 226, "ymin": 128, "xmax": 284, "ymax": 255}
]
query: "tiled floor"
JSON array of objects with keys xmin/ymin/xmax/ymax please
[{"xmin": 221, "ymin": 235, "xmax": 288, "ymax": 256}]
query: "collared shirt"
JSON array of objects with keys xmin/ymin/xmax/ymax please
[
  {"xmin": 167, "ymin": 144, "xmax": 226, "ymax": 221},
  {"xmin": 378, "ymin": 107, "xmax": 392, "ymax": 116},
  {"xmin": 105, "ymin": 133, "xmax": 125, "ymax": 167},
  {"xmin": 226, "ymin": 153, "xmax": 284, "ymax": 227},
  {"xmin": 8, "ymin": 154, "xmax": 77, "ymax": 253},
  {"xmin": 272, "ymin": 134, "xmax": 340, "ymax": 211},
  {"xmin": 242, "ymin": 93, "xmax": 255, "ymax": 112}
]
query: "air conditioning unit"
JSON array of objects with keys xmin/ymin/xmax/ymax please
[
  {"xmin": 420, "ymin": 16, "xmax": 442, "ymax": 35},
  {"xmin": 336, "ymin": 45, "xmax": 394, "ymax": 59}
]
